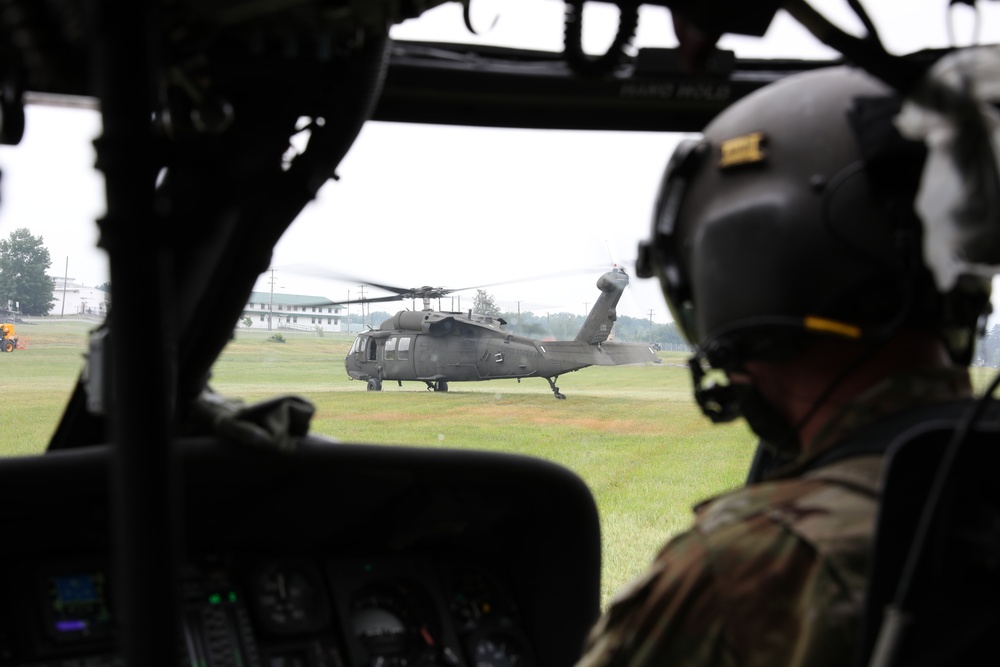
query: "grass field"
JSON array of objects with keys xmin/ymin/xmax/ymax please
[
  {"xmin": 9, "ymin": 319, "xmax": 996, "ymax": 607},
  {"xmin": 1, "ymin": 320, "xmax": 757, "ymax": 604}
]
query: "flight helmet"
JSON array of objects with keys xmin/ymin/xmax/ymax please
[{"xmin": 636, "ymin": 65, "xmax": 991, "ymax": 431}]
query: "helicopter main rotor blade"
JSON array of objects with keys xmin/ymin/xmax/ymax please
[
  {"xmin": 296, "ymin": 294, "xmax": 409, "ymax": 308},
  {"xmin": 447, "ymin": 266, "xmax": 615, "ymax": 293},
  {"xmin": 351, "ymin": 294, "xmax": 412, "ymax": 304},
  {"xmin": 278, "ymin": 264, "xmax": 447, "ymax": 297},
  {"xmin": 276, "ymin": 262, "xmax": 611, "ymax": 301}
]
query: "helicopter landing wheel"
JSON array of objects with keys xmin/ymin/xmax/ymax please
[
  {"xmin": 545, "ymin": 377, "xmax": 566, "ymax": 399},
  {"xmin": 366, "ymin": 378, "xmax": 382, "ymax": 391},
  {"xmin": 435, "ymin": 381, "xmax": 448, "ymax": 392}
]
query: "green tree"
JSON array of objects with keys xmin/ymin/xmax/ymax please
[
  {"xmin": 472, "ymin": 289, "xmax": 501, "ymax": 317},
  {"xmin": 547, "ymin": 311, "xmax": 583, "ymax": 340},
  {"xmin": 499, "ymin": 309, "xmax": 547, "ymax": 337},
  {"xmin": 348, "ymin": 310, "xmax": 390, "ymax": 329},
  {"xmin": 0, "ymin": 228, "xmax": 54, "ymax": 316},
  {"xmin": 96, "ymin": 282, "xmax": 111, "ymax": 292}
]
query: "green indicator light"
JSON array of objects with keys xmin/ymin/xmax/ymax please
[
  {"xmin": 208, "ymin": 593, "xmax": 221, "ymax": 605},
  {"xmin": 228, "ymin": 591, "xmax": 238, "ymax": 603}
]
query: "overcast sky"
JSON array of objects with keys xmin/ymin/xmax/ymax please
[{"xmin": 1, "ymin": 1, "xmax": 999, "ymax": 321}]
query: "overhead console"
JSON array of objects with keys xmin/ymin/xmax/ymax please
[{"xmin": 0, "ymin": 438, "xmax": 601, "ymax": 667}]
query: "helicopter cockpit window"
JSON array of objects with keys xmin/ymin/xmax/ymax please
[
  {"xmin": 398, "ymin": 337, "xmax": 411, "ymax": 360},
  {"xmin": 367, "ymin": 339, "xmax": 377, "ymax": 362},
  {"xmin": 349, "ymin": 337, "xmax": 360, "ymax": 355},
  {"xmin": 385, "ymin": 337, "xmax": 397, "ymax": 361}
]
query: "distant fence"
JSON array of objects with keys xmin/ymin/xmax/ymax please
[
  {"xmin": 281, "ymin": 323, "xmax": 318, "ymax": 333},
  {"xmin": 656, "ymin": 343, "xmax": 695, "ymax": 352}
]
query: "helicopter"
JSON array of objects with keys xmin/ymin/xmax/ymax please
[{"xmin": 343, "ymin": 266, "xmax": 661, "ymax": 398}]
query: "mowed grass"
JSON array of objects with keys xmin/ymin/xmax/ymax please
[
  {"xmin": 0, "ymin": 320, "xmax": 94, "ymax": 455},
  {"xmin": 0, "ymin": 321, "xmax": 756, "ymax": 606}
]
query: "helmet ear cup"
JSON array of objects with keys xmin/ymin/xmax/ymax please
[{"xmin": 686, "ymin": 355, "xmax": 740, "ymax": 423}]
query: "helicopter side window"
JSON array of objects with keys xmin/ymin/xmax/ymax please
[
  {"xmin": 398, "ymin": 337, "xmax": 411, "ymax": 361},
  {"xmin": 367, "ymin": 339, "xmax": 377, "ymax": 362},
  {"xmin": 385, "ymin": 337, "xmax": 397, "ymax": 361}
]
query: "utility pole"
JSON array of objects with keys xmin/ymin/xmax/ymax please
[
  {"xmin": 357, "ymin": 284, "xmax": 366, "ymax": 328},
  {"xmin": 346, "ymin": 290, "xmax": 350, "ymax": 335},
  {"xmin": 61, "ymin": 256, "xmax": 68, "ymax": 317},
  {"xmin": 268, "ymin": 268, "xmax": 277, "ymax": 331},
  {"xmin": 648, "ymin": 309, "xmax": 655, "ymax": 344}
]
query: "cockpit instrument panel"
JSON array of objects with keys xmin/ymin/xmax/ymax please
[
  {"xmin": 6, "ymin": 555, "xmax": 534, "ymax": 667},
  {"xmin": 0, "ymin": 438, "xmax": 600, "ymax": 667}
]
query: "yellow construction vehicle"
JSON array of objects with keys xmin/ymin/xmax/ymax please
[{"xmin": 0, "ymin": 323, "xmax": 22, "ymax": 352}]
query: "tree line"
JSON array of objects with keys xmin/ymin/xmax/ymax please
[
  {"xmin": 493, "ymin": 309, "xmax": 689, "ymax": 348},
  {"xmin": 28, "ymin": 227, "xmax": 998, "ymax": 360},
  {"xmin": 341, "ymin": 289, "xmax": 689, "ymax": 348},
  {"xmin": 473, "ymin": 289, "xmax": 690, "ymax": 348}
]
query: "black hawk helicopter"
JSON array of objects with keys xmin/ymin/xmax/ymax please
[{"xmin": 342, "ymin": 266, "xmax": 661, "ymax": 397}]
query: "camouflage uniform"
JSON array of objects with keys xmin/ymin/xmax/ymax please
[{"xmin": 576, "ymin": 368, "xmax": 973, "ymax": 667}]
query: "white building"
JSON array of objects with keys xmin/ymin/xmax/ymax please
[
  {"xmin": 49, "ymin": 277, "xmax": 109, "ymax": 318},
  {"xmin": 241, "ymin": 291, "xmax": 343, "ymax": 332},
  {"xmin": 43, "ymin": 282, "xmax": 342, "ymax": 332}
]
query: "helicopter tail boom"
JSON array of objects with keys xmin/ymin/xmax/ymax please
[
  {"xmin": 539, "ymin": 340, "xmax": 661, "ymax": 368},
  {"xmin": 574, "ymin": 267, "xmax": 631, "ymax": 345}
]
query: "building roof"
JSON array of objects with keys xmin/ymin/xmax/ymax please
[
  {"xmin": 246, "ymin": 291, "xmax": 341, "ymax": 307},
  {"xmin": 50, "ymin": 276, "xmax": 107, "ymax": 290}
]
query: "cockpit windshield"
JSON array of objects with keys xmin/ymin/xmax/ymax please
[{"xmin": 4, "ymin": 9, "xmax": 1000, "ymax": 664}]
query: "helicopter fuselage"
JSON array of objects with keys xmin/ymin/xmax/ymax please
[{"xmin": 346, "ymin": 310, "xmax": 591, "ymax": 388}]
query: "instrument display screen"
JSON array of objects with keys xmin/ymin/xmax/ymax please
[{"xmin": 40, "ymin": 570, "xmax": 114, "ymax": 644}]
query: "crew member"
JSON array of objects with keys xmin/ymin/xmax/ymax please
[{"xmin": 575, "ymin": 65, "xmax": 992, "ymax": 667}]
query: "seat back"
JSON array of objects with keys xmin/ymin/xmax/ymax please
[{"xmin": 855, "ymin": 415, "xmax": 1000, "ymax": 667}]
